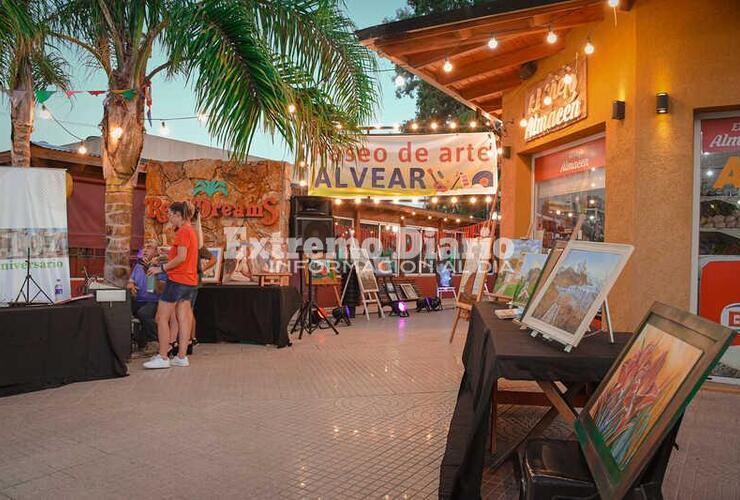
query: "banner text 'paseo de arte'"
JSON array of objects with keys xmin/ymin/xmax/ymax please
[{"xmin": 309, "ymin": 132, "xmax": 497, "ymax": 197}]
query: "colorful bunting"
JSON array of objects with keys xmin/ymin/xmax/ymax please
[
  {"xmin": 88, "ymin": 90, "xmax": 106, "ymax": 96},
  {"xmin": 64, "ymin": 90, "xmax": 83, "ymax": 98},
  {"xmin": 34, "ymin": 90, "xmax": 55, "ymax": 103}
]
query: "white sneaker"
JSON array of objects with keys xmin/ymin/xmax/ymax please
[
  {"xmin": 170, "ymin": 356, "xmax": 190, "ymax": 367},
  {"xmin": 143, "ymin": 354, "xmax": 171, "ymax": 369}
]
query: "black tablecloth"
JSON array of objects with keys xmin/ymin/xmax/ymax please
[
  {"xmin": 439, "ymin": 302, "xmax": 631, "ymax": 499},
  {"xmin": 195, "ymin": 285, "xmax": 301, "ymax": 347},
  {"xmin": 0, "ymin": 298, "xmax": 129, "ymax": 397}
]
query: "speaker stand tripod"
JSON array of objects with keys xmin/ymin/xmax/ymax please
[
  {"xmin": 14, "ymin": 248, "xmax": 53, "ymax": 305},
  {"xmin": 291, "ymin": 258, "xmax": 339, "ymax": 339}
]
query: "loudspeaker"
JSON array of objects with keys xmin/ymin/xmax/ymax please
[{"xmin": 290, "ymin": 196, "xmax": 334, "ymax": 251}]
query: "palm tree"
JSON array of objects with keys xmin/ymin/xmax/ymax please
[
  {"xmin": 51, "ymin": 0, "xmax": 378, "ymax": 286},
  {"xmin": 0, "ymin": 0, "xmax": 68, "ymax": 166}
]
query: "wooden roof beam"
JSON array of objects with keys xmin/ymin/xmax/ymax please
[
  {"xmin": 459, "ymin": 74, "xmax": 523, "ymax": 101},
  {"xmin": 437, "ymin": 38, "xmax": 565, "ymax": 85}
]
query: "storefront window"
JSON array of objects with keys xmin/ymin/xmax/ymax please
[
  {"xmin": 695, "ymin": 115, "xmax": 740, "ymax": 381},
  {"xmin": 441, "ymin": 230, "xmax": 465, "ymax": 273},
  {"xmin": 400, "ymin": 226, "xmax": 437, "ymax": 275},
  {"xmin": 534, "ymin": 137, "xmax": 605, "ymax": 246},
  {"xmin": 358, "ymin": 220, "xmax": 398, "ymax": 275}
]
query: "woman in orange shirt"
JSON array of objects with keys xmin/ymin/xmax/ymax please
[{"xmin": 144, "ymin": 201, "xmax": 199, "ymax": 369}]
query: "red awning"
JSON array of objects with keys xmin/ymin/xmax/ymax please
[{"xmin": 67, "ymin": 177, "xmax": 145, "ymax": 250}]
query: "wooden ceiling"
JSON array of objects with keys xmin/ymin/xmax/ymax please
[{"xmin": 357, "ymin": 0, "xmax": 629, "ymax": 117}]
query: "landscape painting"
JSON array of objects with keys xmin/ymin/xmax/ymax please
[
  {"xmin": 589, "ymin": 323, "xmax": 702, "ymax": 470},
  {"xmin": 492, "ymin": 239, "xmax": 543, "ymax": 299},
  {"xmin": 523, "ymin": 241, "xmax": 633, "ymax": 348},
  {"xmin": 511, "ymin": 253, "xmax": 548, "ymax": 308}
]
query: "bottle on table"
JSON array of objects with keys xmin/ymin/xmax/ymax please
[{"xmin": 54, "ymin": 279, "xmax": 63, "ymax": 303}]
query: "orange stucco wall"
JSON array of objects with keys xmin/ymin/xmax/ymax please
[{"xmin": 501, "ymin": 0, "xmax": 740, "ymax": 330}]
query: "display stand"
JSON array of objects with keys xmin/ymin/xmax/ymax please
[
  {"xmin": 291, "ymin": 259, "xmax": 339, "ymax": 339},
  {"xmin": 13, "ymin": 249, "xmax": 53, "ymax": 305},
  {"xmin": 347, "ymin": 247, "xmax": 384, "ymax": 321}
]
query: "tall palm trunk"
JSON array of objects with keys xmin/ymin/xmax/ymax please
[
  {"xmin": 101, "ymin": 80, "xmax": 144, "ymax": 287},
  {"xmin": 10, "ymin": 64, "xmax": 34, "ymax": 167}
]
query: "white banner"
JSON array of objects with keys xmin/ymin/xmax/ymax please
[
  {"xmin": 0, "ymin": 167, "xmax": 71, "ymax": 303},
  {"xmin": 310, "ymin": 132, "xmax": 497, "ymax": 197}
]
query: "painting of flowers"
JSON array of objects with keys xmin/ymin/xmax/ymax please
[{"xmin": 589, "ymin": 324, "xmax": 702, "ymax": 470}]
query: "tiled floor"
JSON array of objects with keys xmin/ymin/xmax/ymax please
[{"xmin": 0, "ymin": 307, "xmax": 737, "ymax": 499}]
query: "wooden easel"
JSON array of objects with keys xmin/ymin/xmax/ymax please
[
  {"xmin": 449, "ymin": 217, "xmax": 497, "ymax": 343},
  {"xmin": 346, "ymin": 247, "xmax": 384, "ymax": 321}
]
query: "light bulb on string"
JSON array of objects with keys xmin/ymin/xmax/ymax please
[
  {"xmin": 394, "ymin": 75, "xmax": 406, "ymax": 87},
  {"xmin": 298, "ymin": 179, "xmax": 307, "ymax": 187},
  {"xmin": 334, "ymin": 199, "xmax": 343, "ymax": 206},
  {"xmin": 373, "ymin": 198, "xmax": 380, "ymax": 205},
  {"xmin": 39, "ymin": 105, "xmax": 51, "ymax": 119},
  {"xmin": 431, "ymin": 196, "xmax": 439, "ymax": 204},
  {"xmin": 455, "ymin": 218, "xmax": 461, "ymax": 223},
  {"xmin": 443, "ymin": 58, "xmax": 453, "ymax": 73},
  {"xmin": 299, "ymin": 160, "xmax": 306, "ymax": 167},
  {"xmin": 159, "ymin": 121, "xmax": 170, "ymax": 136},
  {"xmin": 411, "ymin": 122, "xmax": 419, "ymax": 131},
  {"xmin": 197, "ymin": 112, "xmax": 209, "ymax": 123},
  {"xmin": 354, "ymin": 198, "xmax": 361, "ymax": 205},
  {"xmin": 77, "ymin": 143, "xmax": 87, "ymax": 155},
  {"xmin": 470, "ymin": 196, "xmax": 477, "ymax": 204},
  {"xmin": 543, "ymin": 95, "xmax": 553, "ymax": 106},
  {"xmin": 430, "ymin": 121, "xmax": 438, "ymax": 131},
  {"xmin": 450, "ymin": 196, "xmax": 458, "ymax": 204},
  {"xmin": 487, "ymin": 35, "xmax": 499, "ymax": 49},
  {"xmin": 519, "ymin": 117, "xmax": 528, "ymax": 128},
  {"xmin": 584, "ymin": 37, "xmax": 595, "ymax": 55},
  {"xmin": 469, "ymin": 120, "xmax": 477, "ymax": 129},
  {"xmin": 287, "ymin": 103, "xmax": 296, "ymax": 114},
  {"xmin": 546, "ymin": 28, "xmax": 558, "ymax": 44},
  {"xmin": 485, "ymin": 195, "xmax": 493, "ymax": 203},
  {"xmin": 448, "ymin": 121, "xmax": 457, "ymax": 130}
]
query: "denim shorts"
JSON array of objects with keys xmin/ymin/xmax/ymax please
[{"xmin": 161, "ymin": 280, "xmax": 198, "ymax": 304}]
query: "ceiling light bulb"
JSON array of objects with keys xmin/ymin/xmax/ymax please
[
  {"xmin": 584, "ymin": 39, "xmax": 595, "ymax": 55},
  {"xmin": 430, "ymin": 122, "xmax": 438, "ymax": 130},
  {"xmin": 469, "ymin": 215, "xmax": 474, "ymax": 219},
  {"xmin": 431, "ymin": 196, "xmax": 439, "ymax": 204},
  {"xmin": 543, "ymin": 95, "xmax": 553, "ymax": 106},
  {"xmin": 298, "ymin": 179, "xmax": 307, "ymax": 187},
  {"xmin": 485, "ymin": 195, "xmax": 493, "ymax": 203},
  {"xmin": 546, "ymin": 30, "xmax": 558, "ymax": 44},
  {"xmin": 159, "ymin": 121, "xmax": 170, "ymax": 135},
  {"xmin": 288, "ymin": 103, "xmax": 296, "ymax": 114},
  {"xmin": 470, "ymin": 196, "xmax": 477, "ymax": 204},
  {"xmin": 354, "ymin": 198, "xmax": 361, "ymax": 204},
  {"xmin": 448, "ymin": 121, "xmax": 457, "ymax": 129},
  {"xmin": 487, "ymin": 36, "xmax": 499, "ymax": 49},
  {"xmin": 373, "ymin": 198, "xmax": 380, "ymax": 204},
  {"xmin": 519, "ymin": 117, "xmax": 528, "ymax": 128},
  {"xmin": 77, "ymin": 144, "xmax": 87, "ymax": 155},
  {"xmin": 450, "ymin": 196, "xmax": 458, "ymax": 203},
  {"xmin": 469, "ymin": 120, "xmax": 477, "ymax": 128},
  {"xmin": 39, "ymin": 105, "xmax": 51, "ymax": 119},
  {"xmin": 334, "ymin": 199, "xmax": 342, "ymax": 205},
  {"xmin": 456, "ymin": 218, "xmax": 461, "ymax": 223},
  {"xmin": 443, "ymin": 59, "xmax": 453, "ymax": 73},
  {"xmin": 608, "ymin": 0, "xmax": 619, "ymax": 7},
  {"xmin": 411, "ymin": 122, "xmax": 419, "ymax": 131},
  {"xmin": 563, "ymin": 73, "xmax": 573, "ymax": 85},
  {"xmin": 412, "ymin": 211, "xmax": 416, "ymax": 216},
  {"xmin": 443, "ymin": 217, "xmax": 448, "ymax": 222},
  {"xmin": 299, "ymin": 160, "xmax": 306, "ymax": 167},
  {"xmin": 394, "ymin": 75, "xmax": 406, "ymax": 87},
  {"xmin": 110, "ymin": 126, "xmax": 123, "ymax": 140},
  {"xmin": 427, "ymin": 215, "xmax": 432, "ymax": 220}
]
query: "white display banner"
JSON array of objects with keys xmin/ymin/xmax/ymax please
[
  {"xmin": 0, "ymin": 167, "xmax": 71, "ymax": 303},
  {"xmin": 309, "ymin": 132, "xmax": 497, "ymax": 197}
]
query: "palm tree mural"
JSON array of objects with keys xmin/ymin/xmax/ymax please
[
  {"xmin": 50, "ymin": 0, "xmax": 378, "ymax": 285},
  {"xmin": 0, "ymin": 0, "xmax": 68, "ymax": 166},
  {"xmin": 193, "ymin": 180, "xmax": 228, "ymax": 198}
]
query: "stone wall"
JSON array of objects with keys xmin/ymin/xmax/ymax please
[{"xmin": 143, "ymin": 158, "xmax": 291, "ymax": 281}]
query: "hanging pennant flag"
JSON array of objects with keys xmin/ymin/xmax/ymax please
[
  {"xmin": 64, "ymin": 90, "xmax": 82, "ymax": 98},
  {"xmin": 120, "ymin": 89, "xmax": 137, "ymax": 101},
  {"xmin": 88, "ymin": 90, "xmax": 105, "ymax": 96},
  {"xmin": 34, "ymin": 89, "xmax": 55, "ymax": 103}
]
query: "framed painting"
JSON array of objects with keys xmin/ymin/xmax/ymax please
[
  {"xmin": 400, "ymin": 283, "xmax": 418, "ymax": 300},
  {"xmin": 576, "ymin": 302, "xmax": 736, "ymax": 500},
  {"xmin": 305, "ymin": 257, "xmax": 339, "ymax": 286},
  {"xmin": 491, "ymin": 239, "xmax": 543, "ymax": 300},
  {"xmin": 201, "ymin": 247, "xmax": 224, "ymax": 284},
  {"xmin": 456, "ymin": 236, "xmax": 494, "ymax": 309},
  {"xmin": 510, "ymin": 253, "xmax": 548, "ymax": 308},
  {"xmin": 514, "ymin": 240, "xmax": 568, "ymax": 319},
  {"xmin": 522, "ymin": 241, "xmax": 633, "ymax": 349}
]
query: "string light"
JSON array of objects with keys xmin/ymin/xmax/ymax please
[
  {"xmin": 456, "ymin": 218, "xmax": 461, "ymax": 223},
  {"xmin": 427, "ymin": 215, "xmax": 432, "ymax": 220},
  {"xmin": 443, "ymin": 217, "xmax": 448, "ymax": 222},
  {"xmin": 469, "ymin": 120, "xmax": 477, "ymax": 128},
  {"xmin": 546, "ymin": 28, "xmax": 558, "ymax": 44},
  {"xmin": 450, "ymin": 196, "xmax": 458, "ymax": 203},
  {"xmin": 39, "ymin": 105, "xmax": 51, "ymax": 119},
  {"xmin": 470, "ymin": 196, "xmax": 477, "ymax": 204},
  {"xmin": 519, "ymin": 117, "xmax": 528, "ymax": 128},
  {"xmin": 334, "ymin": 199, "xmax": 343, "ymax": 205},
  {"xmin": 299, "ymin": 160, "xmax": 306, "ymax": 167},
  {"xmin": 197, "ymin": 112, "xmax": 208, "ymax": 123},
  {"xmin": 298, "ymin": 179, "xmax": 307, "ymax": 187},
  {"xmin": 354, "ymin": 198, "xmax": 361, "ymax": 204},
  {"xmin": 373, "ymin": 198, "xmax": 380, "ymax": 204},
  {"xmin": 412, "ymin": 211, "xmax": 416, "ymax": 216},
  {"xmin": 110, "ymin": 126, "xmax": 123, "ymax": 140},
  {"xmin": 487, "ymin": 35, "xmax": 499, "ymax": 49},
  {"xmin": 543, "ymin": 95, "xmax": 553, "ymax": 106},
  {"xmin": 448, "ymin": 121, "xmax": 457, "ymax": 130},
  {"xmin": 485, "ymin": 195, "xmax": 493, "ymax": 203},
  {"xmin": 563, "ymin": 73, "xmax": 573, "ymax": 85},
  {"xmin": 411, "ymin": 197, "xmax": 420, "ymax": 203},
  {"xmin": 395, "ymin": 75, "xmax": 406, "ymax": 87},
  {"xmin": 430, "ymin": 121, "xmax": 438, "ymax": 130},
  {"xmin": 608, "ymin": 0, "xmax": 619, "ymax": 7},
  {"xmin": 431, "ymin": 196, "xmax": 439, "ymax": 204},
  {"xmin": 411, "ymin": 122, "xmax": 419, "ymax": 131},
  {"xmin": 584, "ymin": 37, "xmax": 595, "ymax": 55},
  {"xmin": 469, "ymin": 215, "xmax": 474, "ymax": 219},
  {"xmin": 443, "ymin": 58, "xmax": 453, "ymax": 72},
  {"xmin": 287, "ymin": 103, "xmax": 296, "ymax": 114},
  {"xmin": 77, "ymin": 143, "xmax": 87, "ymax": 155},
  {"xmin": 159, "ymin": 121, "xmax": 170, "ymax": 135}
]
